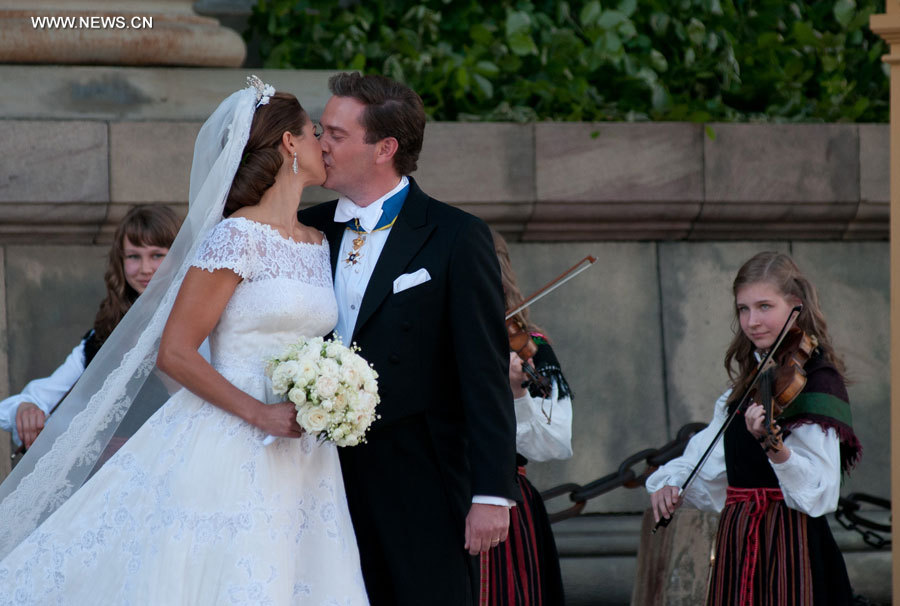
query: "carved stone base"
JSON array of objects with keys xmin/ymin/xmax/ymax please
[
  {"xmin": 632, "ymin": 508, "xmax": 719, "ymax": 606},
  {"xmin": 0, "ymin": 1, "xmax": 244, "ymax": 67},
  {"xmin": 0, "ymin": 246, "xmax": 9, "ymax": 483}
]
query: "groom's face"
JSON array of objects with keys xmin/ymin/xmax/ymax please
[{"xmin": 319, "ymin": 95, "xmax": 376, "ymax": 197}]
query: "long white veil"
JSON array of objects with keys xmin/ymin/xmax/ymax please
[{"xmin": 0, "ymin": 78, "xmax": 271, "ymax": 560}]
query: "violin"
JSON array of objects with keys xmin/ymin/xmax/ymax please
[
  {"xmin": 503, "ymin": 255, "xmax": 597, "ymax": 417},
  {"xmin": 506, "ymin": 317, "xmax": 552, "ymax": 400},
  {"xmin": 750, "ymin": 327, "xmax": 818, "ymax": 452},
  {"xmin": 652, "ymin": 305, "xmax": 807, "ymax": 533}
]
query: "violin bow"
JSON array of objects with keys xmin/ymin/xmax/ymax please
[
  {"xmin": 652, "ymin": 305, "xmax": 802, "ymax": 534},
  {"xmin": 505, "ymin": 255, "xmax": 597, "ymax": 320}
]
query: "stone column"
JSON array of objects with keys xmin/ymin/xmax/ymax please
[
  {"xmin": 632, "ymin": 509, "xmax": 719, "ymax": 605},
  {"xmin": 0, "ymin": 0, "xmax": 245, "ymax": 66},
  {"xmin": 869, "ymin": 3, "xmax": 900, "ymax": 603},
  {"xmin": 0, "ymin": 247, "xmax": 9, "ymax": 483}
]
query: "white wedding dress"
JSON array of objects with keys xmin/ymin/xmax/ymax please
[{"xmin": 0, "ymin": 217, "xmax": 369, "ymax": 605}]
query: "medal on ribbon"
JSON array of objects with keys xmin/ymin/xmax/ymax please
[{"xmin": 345, "ymin": 220, "xmax": 366, "ymax": 267}]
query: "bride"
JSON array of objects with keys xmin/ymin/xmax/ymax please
[{"xmin": 0, "ymin": 78, "xmax": 368, "ymax": 605}]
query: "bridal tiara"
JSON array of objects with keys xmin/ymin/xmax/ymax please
[{"xmin": 247, "ymin": 75, "xmax": 276, "ymax": 107}]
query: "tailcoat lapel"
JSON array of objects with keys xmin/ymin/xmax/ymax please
[
  {"xmin": 324, "ymin": 216, "xmax": 343, "ymax": 279},
  {"xmin": 352, "ymin": 182, "xmax": 433, "ymax": 342}
]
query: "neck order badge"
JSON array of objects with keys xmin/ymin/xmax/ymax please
[{"xmin": 344, "ymin": 185, "xmax": 409, "ymax": 267}]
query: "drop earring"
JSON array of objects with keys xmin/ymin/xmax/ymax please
[{"xmin": 292, "ymin": 152, "xmax": 298, "ymax": 174}]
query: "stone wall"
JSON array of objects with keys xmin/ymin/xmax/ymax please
[
  {"xmin": 0, "ymin": 66, "xmax": 889, "ymax": 243},
  {"xmin": 0, "ymin": 67, "xmax": 890, "ymax": 604}
]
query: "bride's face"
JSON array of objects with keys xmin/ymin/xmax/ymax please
[{"xmin": 294, "ymin": 117, "xmax": 326, "ymax": 187}]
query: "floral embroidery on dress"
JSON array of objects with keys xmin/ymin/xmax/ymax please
[{"xmin": 0, "ymin": 215, "xmax": 367, "ymax": 605}]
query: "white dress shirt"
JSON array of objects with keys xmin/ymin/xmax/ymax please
[
  {"xmin": 333, "ymin": 176, "xmax": 408, "ymax": 344},
  {"xmin": 645, "ymin": 389, "xmax": 843, "ymax": 517},
  {"xmin": 0, "ymin": 339, "xmax": 86, "ymax": 446}
]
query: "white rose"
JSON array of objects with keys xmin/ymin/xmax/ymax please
[
  {"xmin": 347, "ymin": 392, "xmax": 362, "ymax": 411},
  {"xmin": 291, "ymin": 358, "xmax": 311, "ymax": 383},
  {"xmin": 358, "ymin": 392, "xmax": 377, "ymax": 412},
  {"xmin": 270, "ymin": 366, "xmax": 291, "ymax": 395},
  {"xmin": 338, "ymin": 434, "xmax": 360, "ymax": 447},
  {"xmin": 325, "ymin": 341, "xmax": 345, "ymax": 359},
  {"xmin": 332, "ymin": 392, "xmax": 349, "ymax": 412},
  {"xmin": 288, "ymin": 386, "xmax": 307, "ymax": 406},
  {"xmin": 315, "ymin": 375, "xmax": 338, "ymax": 399},
  {"xmin": 351, "ymin": 357, "xmax": 370, "ymax": 375},
  {"xmin": 299, "ymin": 406, "xmax": 329, "ymax": 433},
  {"xmin": 295, "ymin": 404, "xmax": 312, "ymax": 425},
  {"xmin": 320, "ymin": 358, "xmax": 340, "ymax": 378},
  {"xmin": 363, "ymin": 378, "xmax": 378, "ymax": 395},
  {"xmin": 340, "ymin": 364, "xmax": 360, "ymax": 387},
  {"xmin": 284, "ymin": 359, "xmax": 302, "ymax": 374}
]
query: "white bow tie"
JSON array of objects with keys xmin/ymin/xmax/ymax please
[{"xmin": 334, "ymin": 197, "xmax": 383, "ymax": 233}]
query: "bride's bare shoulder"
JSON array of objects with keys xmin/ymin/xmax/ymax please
[{"xmin": 295, "ymin": 223, "xmax": 325, "ymax": 245}]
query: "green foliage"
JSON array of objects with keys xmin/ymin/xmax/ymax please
[{"xmin": 246, "ymin": 0, "xmax": 889, "ymax": 122}]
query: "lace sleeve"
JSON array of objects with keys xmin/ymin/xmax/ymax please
[{"xmin": 191, "ymin": 218, "xmax": 256, "ymax": 279}]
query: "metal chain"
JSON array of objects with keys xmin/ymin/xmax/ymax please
[
  {"xmin": 834, "ymin": 493, "xmax": 891, "ymax": 549},
  {"xmin": 540, "ymin": 423, "xmax": 706, "ymax": 523},
  {"xmin": 541, "ymin": 424, "xmax": 893, "ymax": 550}
]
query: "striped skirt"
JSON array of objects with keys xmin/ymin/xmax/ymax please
[
  {"xmin": 480, "ymin": 467, "xmax": 565, "ymax": 606},
  {"xmin": 707, "ymin": 486, "xmax": 853, "ymax": 606}
]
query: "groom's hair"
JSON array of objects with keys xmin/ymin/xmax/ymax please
[{"xmin": 328, "ymin": 72, "xmax": 425, "ymax": 176}]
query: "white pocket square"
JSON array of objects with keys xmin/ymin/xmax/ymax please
[{"xmin": 393, "ymin": 268, "xmax": 431, "ymax": 293}]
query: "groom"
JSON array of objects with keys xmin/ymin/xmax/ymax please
[{"xmin": 299, "ymin": 73, "xmax": 518, "ymax": 605}]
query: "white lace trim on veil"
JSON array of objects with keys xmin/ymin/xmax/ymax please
[{"xmin": 0, "ymin": 82, "xmax": 262, "ymax": 559}]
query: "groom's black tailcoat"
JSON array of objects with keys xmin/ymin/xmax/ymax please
[{"xmin": 299, "ymin": 178, "xmax": 518, "ymax": 605}]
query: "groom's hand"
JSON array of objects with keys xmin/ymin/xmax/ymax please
[{"xmin": 464, "ymin": 503, "xmax": 510, "ymax": 555}]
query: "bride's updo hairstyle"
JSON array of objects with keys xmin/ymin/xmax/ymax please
[{"xmin": 224, "ymin": 92, "xmax": 308, "ymax": 217}]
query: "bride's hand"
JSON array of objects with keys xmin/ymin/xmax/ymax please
[{"xmin": 253, "ymin": 402, "xmax": 303, "ymax": 438}]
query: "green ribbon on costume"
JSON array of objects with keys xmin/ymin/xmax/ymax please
[{"xmin": 779, "ymin": 392, "xmax": 853, "ymax": 427}]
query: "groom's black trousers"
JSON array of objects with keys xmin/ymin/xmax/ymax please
[{"xmin": 340, "ymin": 414, "xmax": 477, "ymax": 606}]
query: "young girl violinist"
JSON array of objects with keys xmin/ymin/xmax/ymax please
[
  {"xmin": 482, "ymin": 229, "xmax": 573, "ymax": 606},
  {"xmin": 0, "ymin": 205, "xmax": 180, "ymax": 451},
  {"xmin": 646, "ymin": 251, "xmax": 861, "ymax": 605}
]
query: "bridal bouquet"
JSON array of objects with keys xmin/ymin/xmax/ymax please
[{"xmin": 263, "ymin": 336, "xmax": 380, "ymax": 447}]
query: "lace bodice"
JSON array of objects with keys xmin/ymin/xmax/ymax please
[{"xmin": 191, "ymin": 217, "xmax": 338, "ymax": 375}]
